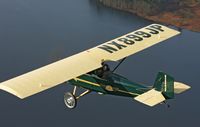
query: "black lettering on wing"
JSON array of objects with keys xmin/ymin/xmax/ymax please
[
  {"xmin": 134, "ymin": 31, "xmax": 151, "ymax": 38},
  {"xmin": 118, "ymin": 38, "xmax": 135, "ymax": 45},
  {"xmin": 98, "ymin": 45, "xmax": 118, "ymax": 53},
  {"xmin": 150, "ymin": 24, "xmax": 164, "ymax": 32},
  {"xmin": 126, "ymin": 34, "xmax": 143, "ymax": 41},
  {"xmin": 145, "ymin": 28, "xmax": 159, "ymax": 34},
  {"xmin": 108, "ymin": 41, "xmax": 127, "ymax": 49}
]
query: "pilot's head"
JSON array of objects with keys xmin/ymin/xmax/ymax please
[{"xmin": 102, "ymin": 64, "xmax": 110, "ymax": 72}]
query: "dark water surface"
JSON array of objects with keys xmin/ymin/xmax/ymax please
[{"xmin": 0, "ymin": 0, "xmax": 199, "ymax": 127}]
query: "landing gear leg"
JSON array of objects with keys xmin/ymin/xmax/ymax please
[
  {"xmin": 76, "ymin": 90, "xmax": 91, "ymax": 99},
  {"xmin": 64, "ymin": 86, "xmax": 91, "ymax": 109}
]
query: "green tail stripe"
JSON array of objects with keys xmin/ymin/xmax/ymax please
[{"xmin": 153, "ymin": 72, "xmax": 174, "ymax": 99}]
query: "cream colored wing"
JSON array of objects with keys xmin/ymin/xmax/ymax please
[
  {"xmin": 0, "ymin": 52, "xmax": 102, "ymax": 99},
  {"xmin": 88, "ymin": 24, "xmax": 180, "ymax": 61},
  {"xmin": 0, "ymin": 24, "xmax": 180, "ymax": 99}
]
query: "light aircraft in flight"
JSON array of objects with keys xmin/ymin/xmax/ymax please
[{"xmin": 0, "ymin": 24, "xmax": 190, "ymax": 109}]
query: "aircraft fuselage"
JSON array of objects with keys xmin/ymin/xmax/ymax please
[{"xmin": 69, "ymin": 72, "xmax": 150, "ymax": 98}]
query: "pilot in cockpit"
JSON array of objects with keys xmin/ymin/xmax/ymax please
[{"xmin": 89, "ymin": 63, "xmax": 111, "ymax": 79}]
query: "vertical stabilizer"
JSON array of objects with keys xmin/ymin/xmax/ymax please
[{"xmin": 153, "ymin": 72, "xmax": 174, "ymax": 99}]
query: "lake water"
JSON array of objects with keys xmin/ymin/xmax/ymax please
[{"xmin": 0, "ymin": 0, "xmax": 199, "ymax": 127}]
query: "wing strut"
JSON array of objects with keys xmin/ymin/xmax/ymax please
[{"xmin": 112, "ymin": 57, "xmax": 127, "ymax": 72}]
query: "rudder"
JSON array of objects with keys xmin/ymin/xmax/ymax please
[{"xmin": 153, "ymin": 72, "xmax": 174, "ymax": 99}]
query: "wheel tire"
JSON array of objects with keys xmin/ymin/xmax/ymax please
[{"xmin": 64, "ymin": 92, "xmax": 77, "ymax": 109}]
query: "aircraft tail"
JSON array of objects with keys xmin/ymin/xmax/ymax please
[
  {"xmin": 134, "ymin": 72, "xmax": 191, "ymax": 107},
  {"xmin": 153, "ymin": 72, "xmax": 191, "ymax": 99}
]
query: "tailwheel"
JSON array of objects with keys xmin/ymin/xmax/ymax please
[
  {"xmin": 161, "ymin": 101, "xmax": 171, "ymax": 108},
  {"xmin": 64, "ymin": 86, "xmax": 91, "ymax": 109}
]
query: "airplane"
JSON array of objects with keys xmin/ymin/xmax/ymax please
[{"xmin": 0, "ymin": 24, "xmax": 191, "ymax": 109}]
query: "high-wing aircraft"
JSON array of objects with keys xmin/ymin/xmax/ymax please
[{"xmin": 0, "ymin": 24, "xmax": 190, "ymax": 109}]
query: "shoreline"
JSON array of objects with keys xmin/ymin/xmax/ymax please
[{"xmin": 98, "ymin": 0, "xmax": 200, "ymax": 32}]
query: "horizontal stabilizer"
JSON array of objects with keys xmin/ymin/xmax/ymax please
[
  {"xmin": 134, "ymin": 89, "xmax": 165, "ymax": 107},
  {"xmin": 174, "ymin": 82, "xmax": 191, "ymax": 94}
]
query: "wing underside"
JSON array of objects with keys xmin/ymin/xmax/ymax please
[
  {"xmin": 0, "ymin": 53, "xmax": 102, "ymax": 98},
  {"xmin": 0, "ymin": 24, "xmax": 180, "ymax": 99}
]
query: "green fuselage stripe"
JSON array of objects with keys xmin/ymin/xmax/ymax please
[
  {"xmin": 75, "ymin": 78, "xmax": 101, "ymax": 87},
  {"xmin": 75, "ymin": 77, "xmax": 140, "ymax": 96}
]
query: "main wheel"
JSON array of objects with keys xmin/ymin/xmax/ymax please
[{"xmin": 64, "ymin": 92, "xmax": 77, "ymax": 109}]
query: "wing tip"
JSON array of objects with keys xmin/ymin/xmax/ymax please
[
  {"xmin": 0, "ymin": 85, "xmax": 24, "ymax": 99},
  {"xmin": 150, "ymin": 23, "xmax": 181, "ymax": 35}
]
